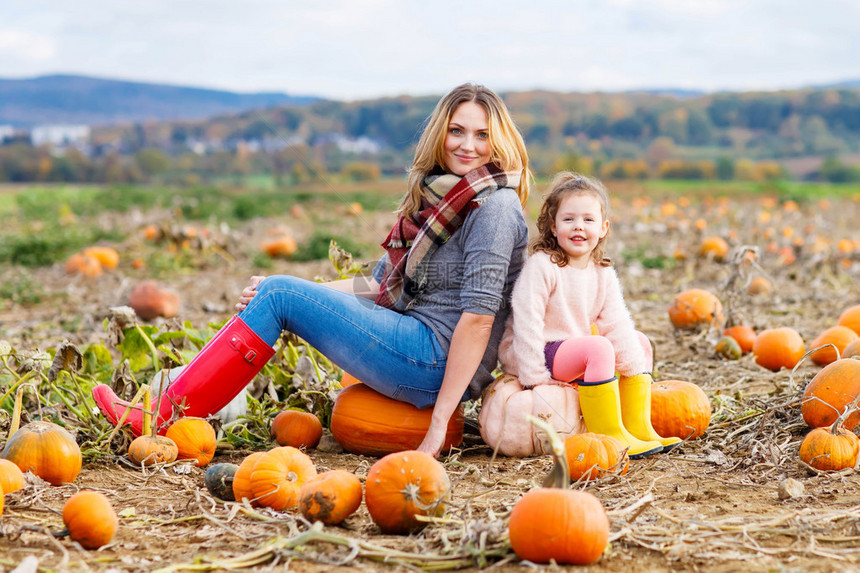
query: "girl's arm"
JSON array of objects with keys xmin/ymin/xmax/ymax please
[{"xmin": 417, "ymin": 311, "xmax": 495, "ymax": 457}]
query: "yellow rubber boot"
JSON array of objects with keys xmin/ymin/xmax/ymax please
[
  {"xmin": 619, "ymin": 373, "xmax": 682, "ymax": 450},
  {"xmin": 578, "ymin": 377, "xmax": 663, "ymax": 459}
]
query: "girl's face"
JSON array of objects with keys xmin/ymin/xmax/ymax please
[
  {"xmin": 551, "ymin": 192, "xmax": 609, "ymax": 268},
  {"xmin": 443, "ymin": 101, "xmax": 492, "ymax": 176}
]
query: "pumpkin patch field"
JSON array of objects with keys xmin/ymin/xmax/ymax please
[{"xmin": 1, "ymin": 180, "xmax": 860, "ymax": 572}]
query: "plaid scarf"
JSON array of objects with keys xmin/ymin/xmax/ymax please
[{"xmin": 375, "ymin": 163, "xmax": 520, "ymax": 311}]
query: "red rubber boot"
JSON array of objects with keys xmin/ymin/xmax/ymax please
[{"xmin": 92, "ymin": 316, "xmax": 274, "ymax": 436}]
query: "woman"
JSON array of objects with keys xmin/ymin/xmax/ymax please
[{"xmin": 93, "ymin": 83, "xmax": 531, "ymax": 457}]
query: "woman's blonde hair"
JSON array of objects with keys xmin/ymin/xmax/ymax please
[
  {"xmin": 532, "ymin": 172, "xmax": 613, "ymax": 267},
  {"xmin": 398, "ymin": 83, "xmax": 530, "ymax": 216}
]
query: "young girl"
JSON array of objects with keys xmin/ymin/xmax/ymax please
[
  {"xmin": 498, "ymin": 172, "xmax": 680, "ymax": 458},
  {"xmin": 94, "ymin": 83, "xmax": 530, "ymax": 458}
]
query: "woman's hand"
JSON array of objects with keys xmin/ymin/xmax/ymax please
[
  {"xmin": 235, "ymin": 275, "xmax": 266, "ymax": 312},
  {"xmin": 417, "ymin": 422, "xmax": 448, "ymax": 458}
]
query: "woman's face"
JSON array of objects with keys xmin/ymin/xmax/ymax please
[{"xmin": 443, "ymin": 101, "xmax": 492, "ymax": 176}]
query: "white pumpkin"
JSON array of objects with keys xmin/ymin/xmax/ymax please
[
  {"xmin": 478, "ymin": 374, "xmax": 587, "ymax": 456},
  {"xmin": 151, "ymin": 366, "xmax": 248, "ymax": 425}
]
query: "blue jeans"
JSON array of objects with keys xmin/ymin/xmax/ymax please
[{"xmin": 238, "ymin": 275, "xmax": 449, "ymax": 408}]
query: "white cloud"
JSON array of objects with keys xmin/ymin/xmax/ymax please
[{"xmin": 0, "ymin": 29, "xmax": 56, "ymax": 61}]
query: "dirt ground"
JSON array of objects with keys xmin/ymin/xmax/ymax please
[{"xmin": 2, "ymin": 187, "xmax": 860, "ymax": 572}]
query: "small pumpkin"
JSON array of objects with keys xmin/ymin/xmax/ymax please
[
  {"xmin": 799, "ymin": 423, "xmax": 860, "ymax": 472},
  {"xmin": 0, "ymin": 458, "xmax": 26, "ymax": 494},
  {"xmin": 747, "ymin": 276, "xmax": 773, "ymax": 296},
  {"xmin": 477, "ymin": 374, "xmax": 587, "ymax": 457},
  {"xmin": 698, "ymin": 236, "xmax": 729, "ymax": 261},
  {"xmin": 204, "ymin": 462, "xmax": 239, "ymax": 501},
  {"xmin": 249, "ymin": 446, "xmax": 317, "ymax": 511},
  {"xmin": 667, "ymin": 288, "xmax": 724, "ymax": 330},
  {"xmin": 64, "ymin": 253, "xmax": 102, "ymax": 278},
  {"xmin": 723, "ymin": 325, "xmax": 756, "ymax": 354},
  {"xmin": 365, "ymin": 450, "xmax": 450, "ymax": 534},
  {"xmin": 844, "ymin": 338, "xmax": 860, "ymax": 359},
  {"xmin": 2, "ymin": 420, "xmax": 82, "ymax": 485},
  {"xmin": 232, "ymin": 451, "xmax": 266, "ymax": 505},
  {"xmin": 838, "ymin": 304, "xmax": 860, "ymax": 336},
  {"xmin": 564, "ymin": 433, "xmax": 628, "ymax": 482},
  {"xmin": 82, "ymin": 246, "xmax": 120, "ymax": 269},
  {"xmin": 270, "ymin": 410, "xmax": 323, "ymax": 450},
  {"xmin": 165, "ymin": 417, "xmax": 217, "ymax": 467},
  {"xmin": 650, "ymin": 380, "xmax": 711, "ymax": 440},
  {"xmin": 330, "ymin": 383, "xmax": 464, "ymax": 457},
  {"xmin": 299, "ymin": 469, "xmax": 363, "ymax": 525},
  {"xmin": 129, "ymin": 280, "xmax": 180, "ymax": 320},
  {"xmin": 809, "ymin": 326, "xmax": 859, "ymax": 366},
  {"xmin": 752, "ymin": 327, "xmax": 805, "ymax": 372},
  {"xmin": 715, "ymin": 335, "xmax": 742, "ymax": 360},
  {"xmin": 801, "ymin": 359, "xmax": 860, "ymax": 431},
  {"xmin": 261, "ymin": 236, "xmax": 297, "ymax": 258},
  {"xmin": 62, "ymin": 491, "xmax": 118, "ymax": 549},
  {"xmin": 127, "ymin": 386, "xmax": 179, "ymax": 466}
]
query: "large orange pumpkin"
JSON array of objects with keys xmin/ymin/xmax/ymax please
[
  {"xmin": 232, "ymin": 451, "xmax": 265, "ymax": 505},
  {"xmin": 509, "ymin": 488, "xmax": 609, "ymax": 565},
  {"xmin": 564, "ymin": 433, "xmax": 628, "ymax": 482},
  {"xmin": 2, "ymin": 421, "xmax": 82, "ymax": 485},
  {"xmin": 299, "ymin": 469, "xmax": 363, "ymax": 525},
  {"xmin": 364, "ymin": 450, "xmax": 450, "ymax": 534},
  {"xmin": 650, "ymin": 380, "xmax": 711, "ymax": 440},
  {"xmin": 809, "ymin": 326, "xmax": 859, "ymax": 366},
  {"xmin": 165, "ymin": 417, "xmax": 216, "ymax": 467},
  {"xmin": 801, "ymin": 359, "xmax": 860, "ymax": 431},
  {"xmin": 62, "ymin": 491, "xmax": 118, "ymax": 549},
  {"xmin": 838, "ymin": 305, "xmax": 860, "ymax": 336},
  {"xmin": 752, "ymin": 327, "xmax": 805, "ymax": 371},
  {"xmin": 330, "ymin": 384, "xmax": 464, "ymax": 457},
  {"xmin": 270, "ymin": 410, "xmax": 322, "ymax": 449},
  {"xmin": 249, "ymin": 446, "xmax": 317, "ymax": 511},
  {"xmin": 799, "ymin": 424, "xmax": 860, "ymax": 472},
  {"xmin": 668, "ymin": 288, "xmax": 724, "ymax": 330}
]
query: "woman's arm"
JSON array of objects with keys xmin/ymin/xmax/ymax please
[
  {"xmin": 418, "ymin": 311, "xmax": 495, "ymax": 457},
  {"xmin": 235, "ymin": 275, "xmax": 380, "ymax": 312}
]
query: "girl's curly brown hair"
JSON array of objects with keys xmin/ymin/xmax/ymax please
[{"xmin": 532, "ymin": 171, "xmax": 613, "ymax": 267}]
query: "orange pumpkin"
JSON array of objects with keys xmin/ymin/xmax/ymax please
[
  {"xmin": 843, "ymin": 338, "xmax": 860, "ymax": 359},
  {"xmin": 747, "ymin": 276, "xmax": 773, "ymax": 296},
  {"xmin": 0, "ymin": 458, "xmax": 26, "ymax": 494},
  {"xmin": 232, "ymin": 451, "xmax": 265, "ymax": 505},
  {"xmin": 299, "ymin": 469, "xmax": 363, "ymax": 525},
  {"xmin": 82, "ymin": 246, "xmax": 120, "ymax": 269},
  {"xmin": 667, "ymin": 288, "xmax": 724, "ymax": 330},
  {"xmin": 509, "ymin": 488, "xmax": 609, "ymax": 565},
  {"xmin": 809, "ymin": 326, "xmax": 859, "ymax": 366},
  {"xmin": 715, "ymin": 336, "xmax": 742, "ymax": 360},
  {"xmin": 723, "ymin": 325, "xmax": 756, "ymax": 354},
  {"xmin": 837, "ymin": 305, "xmax": 860, "ymax": 336},
  {"xmin": 650, "ymin": 380, "xmax": 711, "ymax": 440},
  {"xmin": 698, "ymin": 236, "xmax": 729, "ymax": 261},
  {"xmin": 801, "ymin": 359, "xmax": 860, "ymax": 431},
  {"xmin": 128, "ymin": 435, "xmax": 179, "ymax": 466},
  {"xmin": 270, "ymin": 410, "xmax": 322, "ymax": 450},
  {"xmin": 2, "ymin": 421, "xmax": 82, "ymax": 485},
  {"xmin": 249, "ymin": 446, "xmax": 317, "ymax": 511},
  {"xmin": 564, "ymin": 433, "xmax": 628, "ymax": 482},
  {"xmin": 165, "ymin": 418, "xmax": 216, "ymax": 467},
  {"xmin": 64, "ymin": 253, "xmax": 103, "ymax": 278},
  {"xmin": 752, "ymin": 327, "xmax": 805, "ymax": 371},
  {"xmin": 340, "ymin": 372, "xmax": 361, "ymax": 387},
  {"xmin": 365, "ymin": 450, "xmax": 450, "ymax": 534},
  {"xmin": 330, "ymin": 383, "xmax": 464, "ymax": 457},
  {"xmin": 62, "ymin": 491, "xmax": 118, "ymax": 549},
  {"xmin": 261, "ymin": 236, "xmax": 297, "ymax": 257},
  {"xmin": 799, "ymin": 424, "xmax": 860, "ymax": 472},
  {"xmin": 129, "ymin": 280, "xmax": 180, "ymax": 321}
]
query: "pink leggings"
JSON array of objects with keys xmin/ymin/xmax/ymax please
[{"xmin": 549, "ymin": 332, "xmax": 652, "ymax": 384}]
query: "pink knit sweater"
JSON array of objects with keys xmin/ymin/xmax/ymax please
[{"xmin": 498, "ymin": 251, "xmax": 647, "ymax": 386}]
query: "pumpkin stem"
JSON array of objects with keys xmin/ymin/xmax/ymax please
[
  {"xmin": 142, "ymin": 385, "xmax": 152, "ymax": 437},
  {"xmin": 526, "ymin": 415, "xmax": 570, "ymax": 489},
  {"xmin": 9, "ymin": 385, "xmax": 24, "ymax": 438}
]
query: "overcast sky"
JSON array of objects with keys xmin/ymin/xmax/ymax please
[{"xmin": 2, "ymin": 0, "xmax": 858, "ymax": 100}]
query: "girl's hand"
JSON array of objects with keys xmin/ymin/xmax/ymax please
[{"xmin": 235, "ymin": 275, "xmax": 266, "ymax": 312}]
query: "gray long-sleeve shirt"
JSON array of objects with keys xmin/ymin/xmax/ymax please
[{"xmin": 373, "ymin": 187, "xmax": 528, "ymax": 399}]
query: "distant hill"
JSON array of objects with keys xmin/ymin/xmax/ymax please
[{"xmin": 0, "ymin": 74, "xmax": 324, "ymax": 127}]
